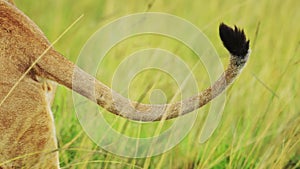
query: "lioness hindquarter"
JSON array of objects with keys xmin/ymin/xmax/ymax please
[{"xmin": 0, "ymin": 1, "xmax": 59, "ymax": 168}]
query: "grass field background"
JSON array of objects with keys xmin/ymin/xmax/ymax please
[{"xmin": 14, "ymin": 0, "xmax": 299, "ymax": 168}]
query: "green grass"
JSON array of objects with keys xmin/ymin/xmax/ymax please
[{"xmin": 15, "ymin": 0, "xmax": 300, "ymax": 168}]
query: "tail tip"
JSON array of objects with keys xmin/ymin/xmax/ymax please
[{"xmin": 219, "ymin": 23, "xmax": 250, "ymax": 58}]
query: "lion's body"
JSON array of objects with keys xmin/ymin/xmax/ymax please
[{"xmin": 0, "ymin": 1, "xmax": 59, "ymax": 168}]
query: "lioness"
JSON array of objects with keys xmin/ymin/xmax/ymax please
[{"xmin": 0, "ymin": 0, "xmax": 250, "ymax": 168}]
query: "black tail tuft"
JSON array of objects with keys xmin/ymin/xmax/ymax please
[{"xmin": 219, "ymin": 23, "xmax": 250, "ymax": 58}]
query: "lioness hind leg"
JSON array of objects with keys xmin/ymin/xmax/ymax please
[{"xmin": 0, "ymin": 80, "xmax": 59, "ymax": 169}]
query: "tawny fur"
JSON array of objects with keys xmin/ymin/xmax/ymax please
[
  {"xmin": 0, "ymin": 1, "xmax": 59, "ymax": 168},
  {"xmin": 0, "ymin": 0, "xmax": 250, "ymax": 168}
]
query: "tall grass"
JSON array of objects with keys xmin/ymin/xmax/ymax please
[{"xmin": 15, "ymin": 0, "xmax": 300, "ymax": 168}]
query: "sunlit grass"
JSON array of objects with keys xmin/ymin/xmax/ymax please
[{"xmin": 14, "ymin": 0, "xmax": 300, "ymax": 168}]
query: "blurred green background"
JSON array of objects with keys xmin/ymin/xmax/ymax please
[{"xmin": 14, "ymin": 0, "xmax": 299, "ymax": 168}]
